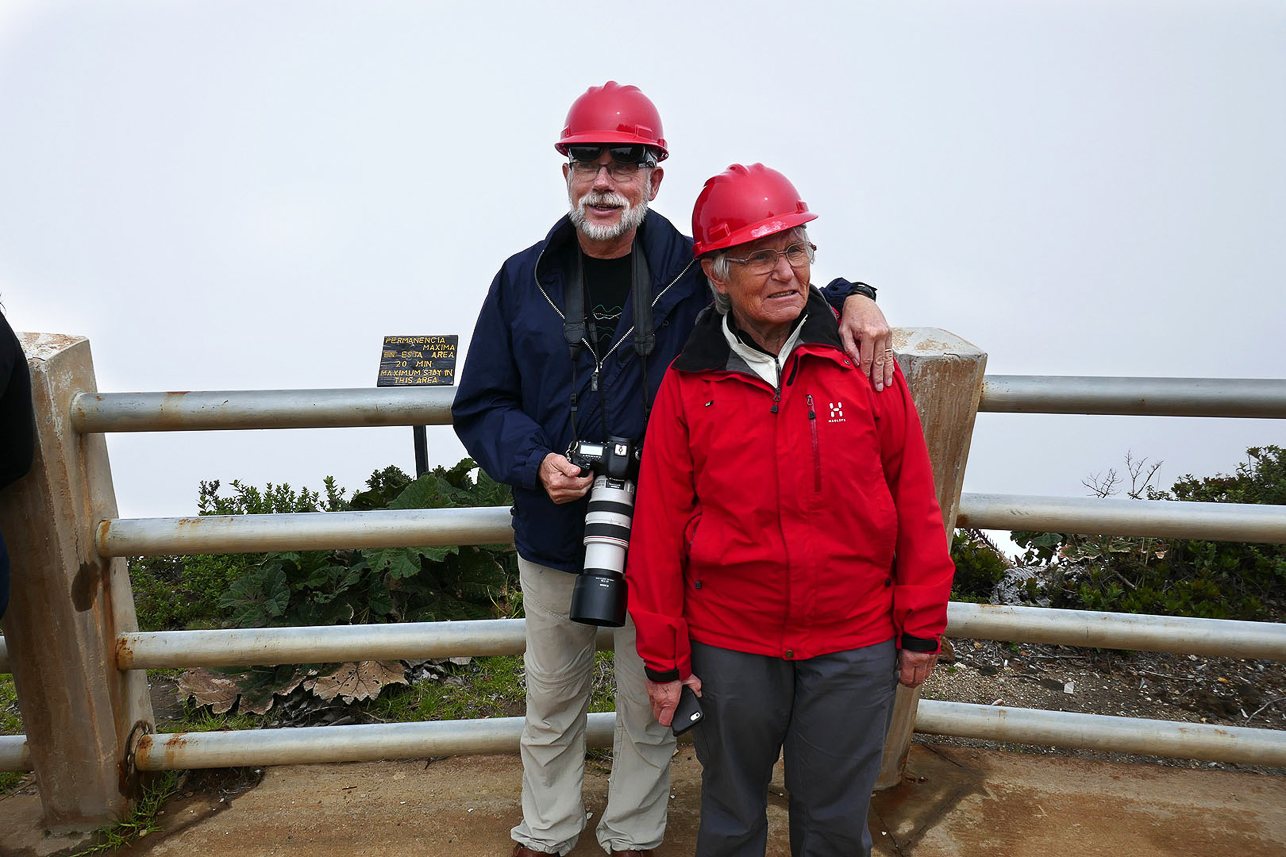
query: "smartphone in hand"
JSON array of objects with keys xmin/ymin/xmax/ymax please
[{"xmin": 672, "ymin": 684, "xmax": 704, "ymax": 735}]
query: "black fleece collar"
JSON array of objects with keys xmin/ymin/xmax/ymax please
[{"xmin": 672, "ymin": 287, "xmax": 843, "ymax": 373}]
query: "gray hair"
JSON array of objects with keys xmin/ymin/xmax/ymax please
[{"xmin": 705, "ymin": 225, "xmax": 812, "ymax": 315}]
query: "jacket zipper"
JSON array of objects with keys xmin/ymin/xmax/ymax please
[
  {"xmin": 604, "ymin": 257, "xmax": 696, "ymax": 363},
  {"xmin": 807, "ymin": 394, "xmax": 821, "ymax": 492},
  {"xmin": 532, "ymin": 241, "xmax": 652, "ymax": 406},
  {"xmin": 533, "ymin": 245, "xmax": 696, "ymax": 365},
  {"xmin": 769, "ymin": 352, "xmax": 789, "ymax": 413}
]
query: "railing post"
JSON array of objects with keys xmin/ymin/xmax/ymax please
[
  {"xmin": 876, "ymin": 327, "xmax": 986, "ymax": 789},
  {"xmin": 0, "ymin": 334, "xmax": 153, "ymax": 830}
]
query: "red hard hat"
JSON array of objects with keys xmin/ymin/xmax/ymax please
[
  {"xmin": 555, "ymin": 81, "xmax": 669, "ymax": 161},
  {"xmin": 691, "ymin": 163, "xmax": 817, "ymax": 256}
]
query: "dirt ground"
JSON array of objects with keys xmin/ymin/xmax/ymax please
[
  {"xmin": 5, "ymin": 743, "xmax": 1285, "ymax": 857},
  {"xmin": 1, "ymin": 638, "xmax": 1283, "ymax": 855}
]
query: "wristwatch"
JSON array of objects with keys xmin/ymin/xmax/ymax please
[{"xmin": 847, "ymin": 281, "xmax": 878, "ymax": 302}]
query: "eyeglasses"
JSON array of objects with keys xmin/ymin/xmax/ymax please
[
  {"xmin": 567, "ymin": 144, "xmax": 657, "ymax": 181},
  {"xmin": 725, "ymin": 242, "xmax": 816, "ymax": 275}
]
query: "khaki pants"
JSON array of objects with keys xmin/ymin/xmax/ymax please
[{"xmin": 512, "ymin": 557, "xmax": 676, "ymax": 855}]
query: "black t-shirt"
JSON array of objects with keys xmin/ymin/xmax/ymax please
[{"xmin": 581, "ymin": 251, "xmax": 632, "ymax": 357}]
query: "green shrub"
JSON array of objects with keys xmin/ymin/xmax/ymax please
[
  {"xmin": 1012, "ymin": 446, "xmax": 1286, "ymax": 620},
  {"xmin": 949, "ymin": 529, "xmax": 1011, "ymax": 602}
]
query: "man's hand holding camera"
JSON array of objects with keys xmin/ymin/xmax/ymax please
[{"xmin": 540, "ymin": 452, "xmax": 592, "ymax": 504}]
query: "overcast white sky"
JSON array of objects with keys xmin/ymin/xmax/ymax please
[{"xmin": 1, "ymin": 1, "xmax": 1282, "ymax": 552}]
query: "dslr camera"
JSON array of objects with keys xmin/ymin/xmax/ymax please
[{"xmin": 567, "ymin": 436, "xmax": 641, "ymax": 627}]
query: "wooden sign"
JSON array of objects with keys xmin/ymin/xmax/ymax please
[{"xmin": 376, "ymin": 335, "xmax": 458, "ymax": 387}]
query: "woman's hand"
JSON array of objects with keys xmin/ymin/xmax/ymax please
[
  {"xmin": 838, "ymin": 295, "xmax": 894, "ymax": 392},
  {"xmin": 646, "ymin": 674, "xmax": 703, "ymax": 727},
  {"xmin": 898, "ymin": 650, "xmax": 939, "ymax": 688}
]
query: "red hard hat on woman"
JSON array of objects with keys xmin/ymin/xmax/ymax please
[
  {"xmin": 691, "ymin": 163, "xmax": 817, "ymax": 256},
  {"xmin": 555, "ymin": 81, "xmax": 669, "ymax": 161}
]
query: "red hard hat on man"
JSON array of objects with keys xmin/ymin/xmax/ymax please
[
  {"xmin": 691, "ymin": 163, "xmax": 817, "ymax": 256},
  {"xmin": 556, "ymin": 81, "xmax": 669, "ymax": 161}
]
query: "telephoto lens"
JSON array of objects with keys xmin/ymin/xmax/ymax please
[{"xmin": 569, "ymin": 474, "xmax": 634, "ymax": 627}]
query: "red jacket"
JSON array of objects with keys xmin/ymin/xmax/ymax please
[{"xmin": 626, "ymin": 290, "xmax": 954, "ymax": 682}]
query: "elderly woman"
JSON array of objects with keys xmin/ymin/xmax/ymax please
[{"xmin": 626, "ymin": 164, "xmax": 954, "ymax": 857}]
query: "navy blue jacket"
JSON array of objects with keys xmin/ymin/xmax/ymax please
[{"xmin": 453, "ymin": 210, "xmax": 862, "ymax": 572}]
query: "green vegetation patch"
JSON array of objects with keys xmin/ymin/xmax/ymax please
[
  {"xmin": 67, "ymin": 771, "xmax": 181, "ymax": 856},
  {"xmin": 1012, "ymin": 446, "xmax": 1286, "ymax": 621}
]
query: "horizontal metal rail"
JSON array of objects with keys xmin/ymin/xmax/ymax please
[
  {"xmin": 133, "ymin": 702, "xmax": 1286, "ymax": 771},
  {"xmin": 957, "ymin": 494, "xmax": 1286, "ymax": 543},
  {"xmin": 0, "ymin": 735, "xmax": 30, "ymax": 773},
  {"xmin": 117, "ymin": 619, "xmax": 613, "ymax": 670},
  {"xmin": 916, "ymin": 700, "xmax": 1286, "ymax": 766},
  {"xmin": 98, "ymin": 506, "xmax": 514, "ymax": 557},
  {"xmin": 70, "ymin": 387, "xmax": 456, "ymax": 433},
  {"xmin": 116, "ymin": 605, "xmax": 1285, "ymax": 671},
  {"xmin": 946, "ymin": 603, "xmax": 1286, "ymax": 660},
  {"xmin": 979, "ymin": 375, "xmax": 1286, "ymax": 417},
  {"xmin": 136, "ymin": 713, "xmax": 616, "ymax": 770},
  {"xmin": 99, "ymin": 494, "xmax": 1285, "ymax": 559},
  {"xmin": 66, "ymin": 377, "xmax": 1286, "ymax": 435}
]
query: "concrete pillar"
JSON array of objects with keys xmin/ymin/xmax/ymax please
[
  {"xmin": 0, "ymin": 334, "xmax": 153, "ymax": 830},
  {"xmin": 876, "ymin": 328, "xmax": 987, "ymax": 789}
]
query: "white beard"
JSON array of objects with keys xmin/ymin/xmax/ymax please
[{"xmin": 568, "ymin": 180, "xmax": 651, "ymax": 241}]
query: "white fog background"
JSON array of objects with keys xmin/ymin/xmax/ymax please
[{"xmin": 1, "ymin": 1, "xmax": 1282, "ymax": 558}]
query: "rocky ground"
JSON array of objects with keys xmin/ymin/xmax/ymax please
[{"xmin": 920, "ymin": 636, "xmax": 1286, "ymax": 775}]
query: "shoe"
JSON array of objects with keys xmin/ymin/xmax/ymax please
[{"xmin": 511, "ymin": 845, "xmax": 557, "ymax": 857}]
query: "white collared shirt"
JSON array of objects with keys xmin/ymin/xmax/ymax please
[{"xmin": 721, "ymin": 312, "xmax": 807, "ymax": 388}]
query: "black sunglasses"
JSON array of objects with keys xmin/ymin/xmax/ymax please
[{"xmin": 566, "ymin": 144, "xmax": 657, "ymax": 166}]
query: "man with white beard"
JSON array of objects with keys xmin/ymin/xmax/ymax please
[{"xmin": 452, "ymin": 82, "xmax": 892, "ymax": 857}]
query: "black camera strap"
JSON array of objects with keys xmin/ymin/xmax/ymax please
[
  {"xmin": 630, "ymin": 245, "xmax": 655, "ymax": 424},
  {"xmin": 563, "ymin": 232, "xmax": 656, "ymax": 447},
  {"xmin": 563, "ymin": 250, "xmax": 587, "ymax": 446}
]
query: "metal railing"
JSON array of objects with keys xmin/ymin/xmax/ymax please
[
  {"xmin": 67, "ymin": 376, "xmax": 1286, "ymax": 431},
  {"xmin": 82, "ymin": 604, "xmax": 1286, "ymax": 771},
  {"xmin": 92, "ymin": 495, "xmax": 1286, "ymax": 561},
  {"xmin": 5, "ymin": 353, "xmax": 1286, "ymax": 819},
  {"xmin": 69, "ymin": 387, "xmax": 456, "ymax": 433},
  {"xmin": 979, "ymin": 375, "xmax": 1286, "ymax": 417}
]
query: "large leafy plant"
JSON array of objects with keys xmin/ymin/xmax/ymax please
[
  {"xmin": 180, "ymin": 459, "xmax": 518, "ymax": 717},
  {"xmin": 130, "ymin": 477, "xmax": 344, "ymax": 630},
  {"xmin": 218, "ymin": 459, "xmax": 516, "ymax": 627}
]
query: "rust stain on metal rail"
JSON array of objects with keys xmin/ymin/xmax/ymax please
[
  {"xmin": 156, "ymin": 390, "xmax": 193, "ymax": 430},
  {"xmin": 115, "ymin": 634, "xmax": 136, "ymax": 669},
  {"xmin": 72, "ymin": 393, "xmax": 104, "ymax": 422},
  {"xmin": 95, "ymin": 519, "xmax": 112, "ymax": 555},
  {"xmin": 150, "ymin": 733, "xmax": 190, "ymax": 772}
]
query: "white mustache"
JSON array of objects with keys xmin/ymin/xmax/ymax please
[{"xmin": 578, "ymin": 191, "xmax": 629, "ymax": 210}]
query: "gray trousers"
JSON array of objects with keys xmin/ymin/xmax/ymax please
[
  {"xmin": 512, "ymin": 557, "xmax": 676, "ymax": 855},
  {"xmin": 690, "ymin": 639, "xmax": 898, "ymax": 857}
]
